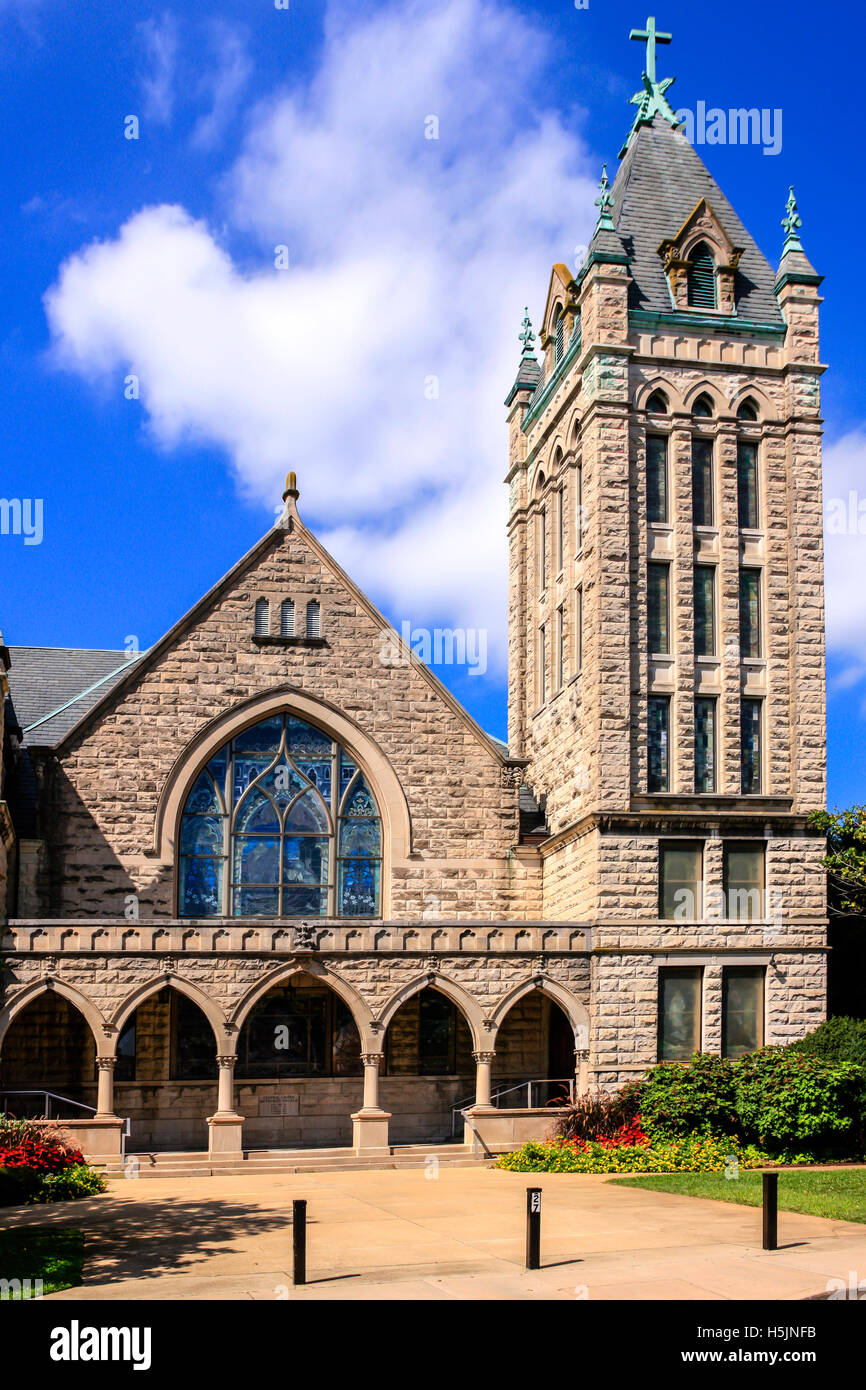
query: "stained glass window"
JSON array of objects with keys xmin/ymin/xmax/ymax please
[
  {"xmin": 646, "ymin": 435, "xmax": 668, "ymax": 523},
  {"xmin": 694, "ymin": 565, "xmax": 716, "ymax": 657},
  {"xmin": 178, "ymin": 713, "xmax": 382, "ymax": 918},
  {"xmin": 741, "ymin": 698, "xmax": 762, "ymax": 795},
  {"xmin": 739, "ymin": 569, "xmax": 761, "ymax": 658},
  {"xmin": 737, "ymin": 441, "xmax": 759, "ymax": 529},
  {"xmin": 692, "ymin": 438, "xmax": 714, "ymax": 526},
  {"xmin": 648, "ymin": 563, "xmax": 670, "ymax": 654},
  {"xmin": 647, "ymin": 696, "xmax": 670, "ymax": 793}
]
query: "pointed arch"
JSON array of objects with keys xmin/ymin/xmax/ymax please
[
  {"xmin": 635, "ymin": 379, "xmax": 684, "ymax": 415},
  {"xmin": 730, "ymin": 385, "xmax": 773, "ymax": 422},
  {"xmin": 110, "ymin": 974, "xmax": 229, "ymax": 1051},
  {"xmin": 230, "ymin": 961, "xmax": 376, "ymax": 1050},
  {"xmin": 683, "ymin": 383, "xmax": 722, "ymax": 417},
  {"xmin": 0, "ymin": 979, "xmax": 109, "ymax": 1057},
  {"xmin": 490, "ymin": 976, "xmax": 589, "ymax": 1046},
  {"xmin": 378, "ymin": 972, "xmax": 484, "ymax": 1049}
]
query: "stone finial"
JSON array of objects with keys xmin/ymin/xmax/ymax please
[
  {"xmin": 781, "ymin": 186, "xmax": 804, "ymax": 253},
  {"xmin": 282, "ymin": 471, "xmax": 300, "ymax": 503},
  {"xmin": 594, "ymin": 164, "xmax": 615, "ymax": 233}
]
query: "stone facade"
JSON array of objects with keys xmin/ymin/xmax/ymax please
[{"xmin": 0, "ymin": 96, "xmax": 828, "ymax": 1157}]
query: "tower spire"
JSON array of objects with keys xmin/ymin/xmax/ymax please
[
  {"xmin": 594, "ymin": 164, "xmax": 615, "ymax": 232},
  {"xmin": 619, "ymin": 16, "xmax": 680, "ymax": 156}
]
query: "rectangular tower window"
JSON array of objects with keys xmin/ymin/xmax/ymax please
[
  {"xmin": 694, "ymin": 696, "xmax": 716, "ymax": 794},
  {"xmin": 659, "ymin": 842, "xmax": 703, "ymax": 921},
  {"xmin": 724, "ymin": 843, "xmax": 766, "ymax": 921},
  {"xmin": 648, "ymin": 563, "xmax": 670, "ymax": 654},
  {"xmin": 737, "ymin": 441, "xmax": 759, "ymax": 529},
  {"xmin": 741, "ymin": 697, "xmax": 763, "ymax": 794},
  {"xmin": 647, "ymin": 696, "xmax": 670, "ymax": 793},
  {"xmin": 576, "ymin": 463, "xmax": 584, "ymax": 552},
  {"xmin": 555, "ymin": 489, "xmax": 564, "ymax": 574},
  {"xmin": 692, "ymin": 438, "xmax": 714, "ymax": 527},
  {"xmin": 647, "ymin": 436, "xmax": 668, "ymax": 523},
  {"xmin": 722, "ymin": 968, "xmax": 765, "ymax": 1058},
  {"xmin": 694, "ymin": 565, "xmax": 716, "ymax": 657},
  {"xmin": 555, "ymin": 605, "xmax": 564, "ymax": 691},
  {"xmin": 538, "ymin": 507, "xmax": 547, "ymax": 592},
  {"xmin": 538, "ymin": 624, "xmax": 547, "ymax": 705},
  {"xmin": 658, "ymin": 968, "xmax": 702, "ymax": 1061},
  {"xmin": 739, "ymin": 569, "xmax": 762, "ymax": 658},
  {"xmin": 575, "ymin": 585, "xmax": 583, "ymax": 673}
]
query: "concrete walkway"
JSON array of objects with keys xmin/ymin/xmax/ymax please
[{"xmin": 4, "ymin": 1167, "xmax": 865, "ymax": 1301}]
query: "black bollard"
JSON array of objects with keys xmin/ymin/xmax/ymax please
[
  {"xmin": 293, "ymin": 1198, "xmax": 307, "ymax": 1284},
  {"xmin": 526, "ymin": 1186, "xmax": 542, "ymax": 1270},
  {"xmin": 762, "ymin": 1172, "xmax": 778, "ymax": 1251}
]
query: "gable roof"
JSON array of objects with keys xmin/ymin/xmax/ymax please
[
  {"xmin": 610, "ymin": 114, "xmax": 784, "ymax": 324},
  {"xmin": 7, "ymin": 646, "xmax": 145, "ymax": 746}
]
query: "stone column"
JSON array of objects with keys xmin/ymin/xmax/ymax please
[
  {"xmin": 95, "ymin": 1057, "xmax": 116, "ymax": 1117},
  {"xmin": 351, "ymin": 1053, "xmax": 391, "ymax": 1155},
  {"xmin": 462, "ymin": 1051, "xmax": 497, "ymax": 1149},
  {"xmin": 206, "ymin": 1055, "xmax": 244, "ymax": 1157},
  {"xmin": 472, "ymin": 1050, "xmax": 495, "ymax": 1108}
]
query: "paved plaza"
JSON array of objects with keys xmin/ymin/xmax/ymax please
[{"xmin": 4, "ymin": 1167, "xmax": 865, "ymax": 1301}]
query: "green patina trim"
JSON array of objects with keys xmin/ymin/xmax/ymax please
[
  {"xmin": 619, "ymin": 17, "xmax": 680, "ymax": 156},
  {"xmin": 574, "ymin": 248, "xmax": 631, "ymax": 290},
  {"xmin": 774, "ymin": 271, "xmax": 824, "ymax": 292},
  {"xmin": 629, "ymin": 309, "xmax": 787, "ymax": 339},
  {"xmin": 518, "ymin": 328, "xmax": 583, "ymax": 432}
]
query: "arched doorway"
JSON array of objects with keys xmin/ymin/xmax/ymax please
[
  {"xmin": 115, "ymin": 985, "xmax": 220, "ymax": 1152},
  {"xmin": 382, "ymin": 987, "xmax": 475, "ymax": 1143},
  {"xmin": 0, "ymin": 993, "xmax": 97, "ymax": 1115},
  {"xmin": 234, "ymin": 972, "xmax": 364, "ymax": 1149},
  {"xmin": 492, "ymin": 992, "xmax": 574, "ymax": 1108}
]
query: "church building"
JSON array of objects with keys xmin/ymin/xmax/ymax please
[{"xmin": 0, "ymin": 21, "xmax": 828, "ymax": 1162}]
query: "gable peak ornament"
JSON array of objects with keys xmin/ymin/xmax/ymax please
[{"xmin": 519, "ymin": 307, "xmax": 537, "ymax": 361}]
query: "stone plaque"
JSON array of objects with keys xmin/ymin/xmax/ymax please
[{"xmin": 259, "ymin": 1095, "xmax": 300, "ymax": 1117}]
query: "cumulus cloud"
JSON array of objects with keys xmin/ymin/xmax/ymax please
[
  {"xmin": 823, "ymin": 429, "xmax": 866, "ymax": 685},
  {"xmin": 43, "ymin": 0, "xmax": 600, "ymax": 662}
]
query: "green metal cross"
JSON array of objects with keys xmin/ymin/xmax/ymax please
[
  {"xmin": 519, "ymin": 307, "xmax": 536, "ymax": 359},
  {"xmin": 781, "ymin": 186, "xmax": 803, "ymax": 249},
  {"xmin": 629, "ymin": 16, "xmax": 672, "ymax": 83}
]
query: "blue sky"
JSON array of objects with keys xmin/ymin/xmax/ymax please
[{"xmin": 1, "ymin": 0, "xmax": 864, "ymax": 806}]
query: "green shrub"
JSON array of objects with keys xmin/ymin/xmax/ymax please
[
  {"xmin": 790, "ymin": 1017, "xmax": 866, "ymax": 1068},
  {"xmin": 29, "ymin": 1164, "xmax": 107, "ymax": 1204},
  {"xmin": 637, "ymin": 1054, "xmax": 738, "ymax": 1143},
  {"xmin": 734, "ymin": 1048, "xmax": 864, "ymax": 1158}
]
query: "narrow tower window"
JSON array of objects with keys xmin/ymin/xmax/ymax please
[
  {"xmin": 694, "ymin": 566, "xmax": 716, "ymax": 657},
  {"xmin": 741, "ymin": 698, "xmax": 763, "ymax": 794},
  {"xmin": 694, "ymin": 697, "xmax": 716, "ymax": 794},
  {"xmin": 687, "ymin": 242, "xmax": 717, "ymax": 308},
  {"xmin": 648, "ymin": 563, "xmax": 670, "ymax": 654},
  {"xmin": 647, "ymin": 696, "xmax": 670, "ymax": 793},
  {"xmin": 280, "ymin": 599, "xmax": 295, "ymax": 637},
  {"xmin": 737, "ymin": 441, "xmax": 759, "ymax": 528},
  {"xmin": 692, "ymin": 438, "xmax": 714, "ymax": 527},
  {"xmin": 646, "ymin": 436, "xmax": 668, "ymax": 523},
  {"xmin": 254, "ymin": 598, "xmax": 269, "ymax": 636},
  {"xmin": 306, "ymin": 600, "xmax": 321, "ymax": 638},
  {"xmin": 739, "ymin": 570, "xmax": 762, "ymax": 658}
]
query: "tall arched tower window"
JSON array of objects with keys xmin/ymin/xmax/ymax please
[{"xmin": 178, "ymin": 713, "xmax": 382, "ymax": 919}]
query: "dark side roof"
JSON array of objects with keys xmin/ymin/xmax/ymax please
[
  {"xmin": 611, "ymin": 114, "xmax": 784, "ymax": 324},
  {"xmin": 6, "ymin": 646, "xmax": 144, "ymax": 746}
]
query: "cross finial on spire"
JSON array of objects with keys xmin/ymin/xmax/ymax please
[
  {"xmin": 594, "ymin": 164, "xmax": 615, "ymax": 232},
  {"xmin": 781, "ymin": 186, "xmax": 804, "ymax": 252},
  {"xmin": 519, "ymin": 307, "xmax": 537, "ymax": 360},
  {"xmin": 629, "ymin": 15, "xmax": 672, "ymax": 84}
]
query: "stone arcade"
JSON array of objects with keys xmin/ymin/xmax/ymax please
[{"xmin": 0, "ymin": 23, "xmax": 828, "ymax": 1160}]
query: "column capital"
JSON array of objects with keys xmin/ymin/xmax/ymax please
[
  {"xmin": 472, "ymin": 1051, "xmax": 496, "ymax": 1065},
  {"xmin": 360, "ymin": 1053, "xmax": 385, "ymax": 1068},
  {"xmin": 216, "ymin": 1055, "xmax": 236, "ymax": 1069},
  {"xmin": 95, "ymin": 1057, "xmax": 117, "ymax": 1072}
]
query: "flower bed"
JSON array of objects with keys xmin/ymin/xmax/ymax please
[
  {"xmin": 0, "ymin": 1116, "xmax": 107, "ymax": 1206},
  {"xmin": 497, "ymin": 1127, "xmax": 769, "ymax": 1174}
]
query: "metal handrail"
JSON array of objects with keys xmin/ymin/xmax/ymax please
[
  {"xmin": 450, "ymin": 1077, "xmax": 574, "ymax": 1138},
  {"xmin": 0, "ymin": 1090, "xmax": 98, "ymax": 1119}
]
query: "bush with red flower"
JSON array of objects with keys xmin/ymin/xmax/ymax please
[{"xmin": 0, "ymin": 1115, "xmax": 106, "ymax": 1205}]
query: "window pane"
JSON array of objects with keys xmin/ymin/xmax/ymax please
[
  {"xmin": 741, "ymin": 698, "xmax": 762, "ymax": 794},
  {"xmin": 339, "ymin": 859, "xmax": 380, "ymax": 916},
  {"xmin": 739, "ymin": 570, "xmax": 761, "ymax": 658},
  {"xmin": 724, "ymin": 844, "xmax": 765, "ymax": 921},
  {"xmin": 659, "ymin": 969, "xmax": 702, "ymax": 1061},
  {"xmin": 180, "ymin": 857, "xmax": 223, "ymax": 916},
  {"xmin": 694, "ymin": 565, "xmax": 715, "ymax": 657},
  {"xmin": 660, "ymin": 844, "xmax": 703, "ymax": 920},
  {"xmin": 283, "ymin": 836, "xmax": 329, "ymax": 885},
  {"xmin": 233, "ymin": 717, "xmax": 282, "ymax": 755},
  {"xmin": 723, "ymin": 968, "xmax": 764, "ymax": 1057},
  {"xmin": 694, "ymin": 697, "xmax": 716, "ymax": 793},
  {"xmin": 647, "ymin": 436, "xmax": 668, "ymax": 523},
  {"xmin": 180, "ymin": 814, "xmax": 223, "ymax": 855},
  {"xmin": 648, "ymin": 564, "xmax": 670, "ymax": 654},
  {"xmin": 648, "ymin": 697, "xmax": 670, "ymax": 793},
  {"xmin": 575, "ymin": 588, "xmax": 583, "ymax": 672},
  {"xmin": 692, "ymin": 438, "xmax": 714, "ymax": 526},
  {"xmin": 233, "ymin": 837, "xmax": 280, "ymax": 884},
  {"xmin": 232, "ymin": 886, "xmax": 279, "ymax": 917},
  {"xmin": 737, "ymin": 441, "xmax": 759, "ymax": 529}
]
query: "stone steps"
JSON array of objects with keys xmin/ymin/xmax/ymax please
[{"xmin": 92, "ymin": 1143, "xmax": 491, "ymax": 1179}]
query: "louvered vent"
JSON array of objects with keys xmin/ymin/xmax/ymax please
[{"xmin": 687, "ymin": 243, "xmax": 717, "ymax": 308}]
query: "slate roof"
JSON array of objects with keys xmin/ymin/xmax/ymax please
[
  {"xmin": 610, "ymin": 114, "xmax": 784, "ymax": 323},
  {"xmin": 6, "ymin": 647, "xmax": 145, "ymax": 747}
]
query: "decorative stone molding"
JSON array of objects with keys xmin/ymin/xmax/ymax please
[
  {"xmin": 472, "ymin": 1051, "xmax": 496, "ymax": 1065},
  {"xmin": 657, "ymin": 198, "xmax": 743, "ymax": 315},
  {"xmin": 293, "ymin": 922, "xmax": 318, "ymax": 951}
]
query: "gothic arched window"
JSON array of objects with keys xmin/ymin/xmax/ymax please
[
  {"xmin": 178, "ymin": 713, "xmax": 382, "ymax": 919},
  {"xmin": 692, "ymin": 393, "xmax": 713, "ymax": 418},
  {"xmin": 737, "ymin": 397, "xmax": 758, "ymax": 421},
  {"xmin": 687, "ymin": 243, "xmax": 717, "ymax": 308},
  {"xmin": 646, "ymin": 389, "xmax": 668, "ymax": 415}
]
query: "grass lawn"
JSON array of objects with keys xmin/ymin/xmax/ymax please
[
  {"xmin": 0, "ymin": 1227, "xmax": 85, "ymax": 1297},
  {"xmin": 609, "ymin": 1169, "xmax": 866, "ymax": 1223}
]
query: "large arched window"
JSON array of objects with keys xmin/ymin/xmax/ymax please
[{"xmin": 178, "ymin": 713, "xmax": 382, "ymax": 919}]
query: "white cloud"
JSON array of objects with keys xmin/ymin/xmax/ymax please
[
  {"xmin": 190, "ymin": 20, "xmax": 251, "ymax": 151},
  {"xmin": 43, "ymin": 0, "xmax": 599, "ymax": 664},
  {"xmin": 824, "ymin": 429, "xmax": 866, "ymax": 679},
  {"xmin": 137, "ymin": 12, "xmax": 178, "ymax": 126}
]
